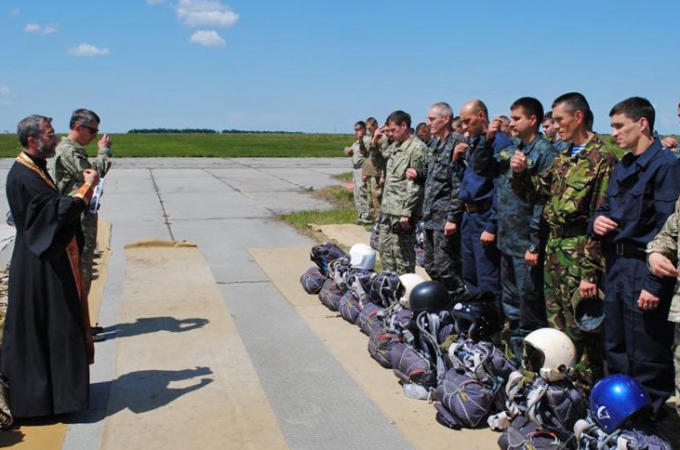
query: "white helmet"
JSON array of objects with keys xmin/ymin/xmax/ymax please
[
  {"xmin": 349, "ymin": 243, "xmax": 376, "ymax": 270},
  {"xmin": 398, "ymin": 273, "xmax": 426, "ymax": 309},
  {"xmin": 523, "ymin": 328, "xmax": 576, "ymax": 382}
]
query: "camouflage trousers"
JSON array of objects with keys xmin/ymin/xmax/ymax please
[
  {"xmin": 379, "ymin": 214, "xmax": 416, "ymax": 274},
  {"xmin": 353, "ymin": 169, "xmax": 370, "ymax": 222},
  {"xmin": 675, "ymin": 323, "xmax": 680, "ymax": 418},
  {"xmin": 544, "ymin": 235, "xmax": 605, "ymax": 387},
  {"xmin": 81, "ymin": 211, "xmax": 98, "ymax": 298},
  {"xmin": 365, "ymin": 176, "xmax": 382, "ymax": 222},
  {"xmin": 423, "ymin": 228, "xmax": 464, "ymax": 295}
]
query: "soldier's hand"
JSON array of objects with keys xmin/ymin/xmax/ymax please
[
  {"xmin": 99, "ymin": 133, "xmax": 112, "ymax": 149},
  {"xmin": 648, "ymin": 252, "xmax": 680, "ymax": 278},
  {"xmin": 399, "ymin": 216, "xmax": 411, "ymax": 231},
  {"xmin": 637, "ymin": 289, "xmax": 660, "ymax": 311},
  {"xmin": 510, "ymin": 149, "xmax": 528, "ymax": 173},
  {"xmin": 443, "ymin": 221, "xmax": 457, "ymax": 236},
  {"xmin": 379, "ymin": 176, "xmax": 385, "ymax": 186},
  {"xmin": 405, "ymin": 168, "xmax": 418, "ymax": 180},
  {"xmin": 487, "ymin": 117, "xmax": 502, "ymax": 141},
  {"xmin": 344, "ymin": 146, "xmax": 353, "ymax": 155},
  {"xmin": 578, "ymin": 279, "xmax": 598, "ymax": 299},
  {"xmin": 361, "ymin": 175, "xmax": 367, "ymax": 183},
  {"xmin": 524, "ymin": 250, "xmax": 539, "ymax": 266},
  {"xmin": 454, "ymin": 142, "xmax": 468, "ymax": 161},
  {"xmin": 83, "ymin": 168, "xmax": 100, "ymax": 187},
  {"xmin": 661, "ymin": 137, "xmax": 678, "ymax": 149},
  {"xmin": 480, "ymin": 231, "xmax": 496, "ymax": 245},
  {"xmin": 592, "ymin": 215, "xmax": 618, "ymax": 236}
]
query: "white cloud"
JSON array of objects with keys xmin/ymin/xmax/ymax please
[
  {"xmin": 10, "ymin": 8, "xmax": 20, "ymax": 16},
  {"xmin": 24, "ymin": 23, "xmax": 61, "ymax": 35},
  {"xmin": 68, "ymin": 43, "xmax": 110, "ymax": 57},
  {"xmin": 177, "ymin": 0, "xmax": 238, "ymax": 28},
  {"xmin": 24, "ymin": 23, "xmax": 40, "ymax": 33},
  {"xmin": 42, "ymin": 23, "xmax": 60, "ymax": 35},
  {"xmin": 189, "ymin": 30, "xmax": 225, "ymax": 47},
  {"xmin": 0, "ymin": 86, "xmax": 10, "ymax": 96}
]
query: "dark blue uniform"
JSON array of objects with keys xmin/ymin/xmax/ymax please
[
  {"xmin": 459, "ymin": 132, "xmax": 512, "ymax": 315},
  {"xmin": 589, "ymin": 140, "xmax": 680, "ymax": 415},
  {"xmin": 474, "ymin": 134, "xmax": 557, "ymax": 329}
]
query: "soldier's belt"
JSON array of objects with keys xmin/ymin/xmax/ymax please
[
  {"xmin": 607, "ymin": 241, "xmax": 646, "ymax": 260},
  {"xmin": 549, "ymin": 223, "xmax": 588, "ymax": 238},
  {"xmin": 463, "ymin": 199, "xmax": 492, "ymax": 214}
]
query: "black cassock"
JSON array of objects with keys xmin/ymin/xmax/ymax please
[{"xmin": 2, "ymin": 153, "xmax": 90, "ymax": 418}]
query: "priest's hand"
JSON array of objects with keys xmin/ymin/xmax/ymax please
[{"xmin": 83, "ymin": 168, "xmax": 100, "ymax": 187}]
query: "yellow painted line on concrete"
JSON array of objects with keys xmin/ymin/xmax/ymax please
[
  {"xmin": 99, "ymin": 240, "xmax": 288, "ymax": 450},
  {"xmin": 249, "ymin": 247, "xmax": 497, "ymax": 450}
]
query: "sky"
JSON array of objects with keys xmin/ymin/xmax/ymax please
[{"xmin": 0, "ymin": 0, "xmax": 679, "ymax": 135}]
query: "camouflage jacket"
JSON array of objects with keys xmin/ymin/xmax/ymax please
[
  {"xmin": 359, "ymin": 135, "xmax": 383, "ymax": 177},
  {"xmin": 53, "ymin": 137, "xmax": 112, "ymax": 196},
  {"xmin": 510, "ymin": 136, "xmax": 618, "ymax": 281},
  {"xmin": 475, "ymin": 134, "xmax": 558, "ymax": 257},
  {"xmin": 418, "ymin": 131, "xmax": 467, "ymax": 230},
  {"xmin": 348, "ymin": 137, "xmax": 370, "ymax": 169},
  {"xmin": 647, "ymin": 195, "xmax": 680, "ymax": 322},
  {"xmin": 380, "ymin": 134, "xmax": 426, "ymax": 218}
]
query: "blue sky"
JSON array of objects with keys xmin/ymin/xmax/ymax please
[{"xmin": 1, "ymin": 0, "xmax": 679, "ymax": 134}]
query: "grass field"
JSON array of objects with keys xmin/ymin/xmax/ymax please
[
  {"xmin": 1, "ymin": 132, "xmax": 677, "ymax": 158},
  {"xmin": 0, "ymin": 133, "xmax": 354, "ymax": 158}
]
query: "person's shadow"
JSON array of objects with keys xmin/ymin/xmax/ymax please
[
  {"xmin": 98, "ymin": 317, "xmax": 209, "ymax": 340},
  {"xmin": 66, "ymin": 366, "xmax": 214, "ymax": 424}
]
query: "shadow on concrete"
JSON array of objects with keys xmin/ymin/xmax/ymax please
[
  {"xmin": 97, "ymin": 317, "xmax": 209, "ymax": 340},
  {"xmin": 66, "ymin": 367, "xmax": 214, "ymax": 424},
  {"xmin": 0, "ymin": 428, "xmax": 25, "ymax": 447}
]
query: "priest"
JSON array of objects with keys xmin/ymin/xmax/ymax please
[{"xmin": 2, "ymin": 114, "xmax": 99, "ymax": 418}]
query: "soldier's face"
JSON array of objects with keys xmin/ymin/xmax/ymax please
[
  {"xmin": 427, "ymin": 109, "xmax": 450, "ymax": 137},
  {"xmin": 510, "ymin": 107, "xmax": 536, "ymax": 140},
  {"xmin": 387, "ymin": 121, "xmax": 409, "ymax": 143},
  {"xmin": 416, "ymin": 127, "xmax": 431, "ymax": 143},
  {"xmin": 460, "ymin": 108, "xmax": 485, "ymax": 138},
  {"xmin": 610, "ymin": 113, "xmax": 644, "ymax": 150},
  {"xmin": 552, "ymin": 104, "xmax": 580, "ymax": 142},
  {"xmin": 542, "ymin": 119, "xmax": 555, "ymax": 137}
]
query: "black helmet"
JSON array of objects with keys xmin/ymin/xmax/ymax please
[
  {"xmin": 409, "ymin": 280, "xmax": 452, "ymax": 313},
  {"xmin": 450, "ymin": 300, "xmax": 500, "ymax": 341}
]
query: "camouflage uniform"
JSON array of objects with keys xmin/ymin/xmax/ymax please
[
  {"xmin": 54, "ymin": 137, "xmax": 112, "ymax": 296},
  {"xmin": 647, "ymin": 195, "xmax": 680, "ymax": 419},
  {"xmin": 414, "ymin": 130, "xmax": 467, "ymax": 294},
  {"xmin": 349, "ymin": 137, "xmax": 371, "ymax": 223},
  {"xmin": 359, "ymin": 135, "xmax": 385, "ymax": 222},
  {"xmin": 379, "ymin": 134, "xmax": 426, "ymax": 274},
  {"xmin": 475, "ymin": 135, "xmax": 558, "ymax": 331},
  {"xmin": 511, "ymin": 136, "xmax": 617, "ymax": 384}
]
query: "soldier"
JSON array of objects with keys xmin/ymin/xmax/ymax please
[
  {"xmin": 457, "ymin": 100, "xmax": 512, "ymax": 316},
  {"xmin": 647, "ymin": 195, "xmax": 680, "ymax": 420},
  {"xmin": 543, "ymin": 111, "xmax": 570, "ymax": 152},
  {"xmin": 406, "ymin": 102, "xmax": 466, "ymax": 294},
  {"xmin": 452, "ymin": 116, "xmax": 464, "ymax": 135},
  {"xmin": 344, "ymin": 121, "xmax": 372, "ymax": 225},
  {"xmin": 359, "ymin": 117, "xmax": 384, "ymax": 223},
  {"xmin": 474, "ymin": 98, "xmax": 558, "ymax": 353},
  {"xmin": 510, "ymin": 92, "xmax": 618, "ymax": 386},
  {"xmin": 591, "ymin": 97, "xmax": 680, "ymax": 418},
  {"xmin": 416, "ymin": 122, "xmax": 435, "ymax": 148},
  {"xmin": 379, "ymin": 110, "xmax": 426, "ymax": 274},
  {"xmin": 54, "ymin": 108, "xmax": 112, "ymax": 300}
]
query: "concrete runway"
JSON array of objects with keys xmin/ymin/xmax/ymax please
[{"xmin": 0, "ymin": 157, "xmax": 498, "ymax": 449}]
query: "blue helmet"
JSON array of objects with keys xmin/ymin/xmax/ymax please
[{"xmin": 589, "ymin": 374, "xmax": 651, "ymax": 433}]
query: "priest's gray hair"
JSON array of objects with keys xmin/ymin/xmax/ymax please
[{"xmin": 17, "ymin": 115, "xmax": 52, "ymax": 148}]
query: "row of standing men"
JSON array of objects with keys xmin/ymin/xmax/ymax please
[{"xmin": 344, "ymin": 93, "xmax": 680, "ymax": 423}]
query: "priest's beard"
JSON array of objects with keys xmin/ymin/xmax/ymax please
[{"xmin": 37, "ymin": 140, "xmax": 56, "ymax": 159}]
